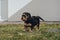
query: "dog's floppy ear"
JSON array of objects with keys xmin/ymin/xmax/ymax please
[{"xmin": 23, "ymin": 12, "xmax": 31, "ymax": 18}]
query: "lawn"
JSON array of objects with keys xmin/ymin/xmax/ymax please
[{"xmin": 0, "ymin": 23, "xmax": 60, "ymax": 40}]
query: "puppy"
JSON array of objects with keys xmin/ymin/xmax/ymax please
[{"xmin": 21, "ymin": 12, "xmax": 44, "ymax": 31}]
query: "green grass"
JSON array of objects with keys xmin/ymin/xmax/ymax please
[{"xmin": 0, "ymin": 23, "xmax": 60, "ymax": 40}]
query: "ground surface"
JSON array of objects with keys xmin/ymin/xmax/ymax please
[{"xmin": 0, "ymin": 23, "xmax": 60, "ymax": 40}]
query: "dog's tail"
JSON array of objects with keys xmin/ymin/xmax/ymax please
[{"xmin": 38, "ymin": 16, "xmax": 45, "ymax": 21}]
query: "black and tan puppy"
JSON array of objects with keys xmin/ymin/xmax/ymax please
[{"xmin": 21, "ymin": 12, "xmax": 44, "ymax": 32}]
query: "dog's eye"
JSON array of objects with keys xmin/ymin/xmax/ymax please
[{"xmin": 22, "ymin": 15, "xmax": 26, "ymax": 17}]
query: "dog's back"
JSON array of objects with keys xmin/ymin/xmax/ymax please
[
  {"xmin": 32, "ymin": 16, "xmax": 44, "ymax": 23},
  {"xmin": 32, "ymin": 16, "xmax": 44, "ymax": 21}
]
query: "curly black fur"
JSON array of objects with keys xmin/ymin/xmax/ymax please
[{"xmin": 21, "ymin": 12, "xmax": 44, "ymax": 31}]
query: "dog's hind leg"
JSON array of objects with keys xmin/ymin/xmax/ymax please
[
  {"xmin": 36, "ymin": 19, "xmax": 40, "ymax": 30},
  {"xmin": 37, "ymin": 23, "xmax": 40, "ymax": 30}
]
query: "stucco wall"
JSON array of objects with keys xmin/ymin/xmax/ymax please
[
  {"xmin": 0, "ymin": 0, "xmax": 1, "ymax": 18},
  {"xmin": 1, "ymin": 0, "xmax": 8, "ymax": 20},
  {"xmin": 8, "ymin": 0, "xmax": 60, "ymax": 21},
  {"xmin": 8, "ymin": 0, "xmax": 32, "ymax": 18}
]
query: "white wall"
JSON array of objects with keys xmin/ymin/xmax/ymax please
[
  {"xmin": 39, "ymin": 0, "xmax": 60, "ymax": 21},
  {"xmin": 8, "ymin": 0, "xmax": 32, "ymax": 17},
  {"xmin": 0, "ymin": 0, "xmax": 1, "ymax": 19},
  {"xmin": 0, "ymin": 0, "xmax": 32, "ymax": 21},
  {"xmin": 1, "ymin": 0, "xmax": 8, "ymax": 20},
  {"xmin": 8, "ymin": 0, "xmax": 60, "ymax": 21},
  {"xmin": 0, "ymin": 0, "xmax": 60, "ymax": 21}
]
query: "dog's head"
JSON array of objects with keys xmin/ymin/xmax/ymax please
[{"xmin": 21, "ymin": 12, "xmax": 31, "ymax": 21}]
